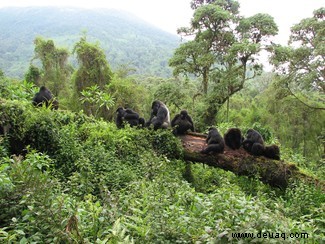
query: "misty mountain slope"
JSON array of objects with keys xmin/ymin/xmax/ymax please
[{"xmin": 0, "ymin": 7, "xmax": 181, "ymax": 78}]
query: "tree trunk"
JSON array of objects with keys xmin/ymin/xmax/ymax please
[{"xmin": 202, "ymin": 69, "xmax": 208, "ymax": 95}]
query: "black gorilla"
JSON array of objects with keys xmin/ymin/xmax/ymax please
[
  {"xmin": 115, "ymin": 107, "xmax": 145, "ymax": 129},
  {"xmin": 171, "ymin": 110, "xmax": 195, "ymax": 135},
  {"xmin": 243, "ymin": 129, "xmax": 280, "ymax": 160},
  {"xmin": 224, "ymin": 128, "xmax": 243, "ymax": 150},
  {"xmin": 242, "ymin": 129, "xmax": 265, "ymax": 156},
  {"xmin": 146, "ymin": 100, "xmax": 170, "ymax": 130},
  {"xmin": 201, "ymin": 127, "xmax": 225, "ymax": 154},
  {"xmin": 264, "ymin": 145, "xmax": 280, "ymax": 160},
  {"xmin": 32, "ymin": 86, "xmax": 58, "ymax": 110}
]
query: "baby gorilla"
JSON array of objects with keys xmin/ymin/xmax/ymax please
[
  {"xmin": 32, "ymin": 86, "xmax": 58, "ymax": 110},
  {"xmin": 171, "ymin": 110, "xmax": 195, "ymax": 135},
  {"xmin": 224, "ymin": 128, "xmax": 243, "ymax": 150},
  {"xmin": 201, "ymin": 127, "xmax": 225, "ymax": 154},
  {"xmin": 115, "ymin": 107, "xmax": 145, "ymax": 128},
  {"xmin": 264, "ymin": 145, "xmax": 280, "ymax": 160},
  {"xmin": 242, "ymin": 129, "xmax": 265, "ymax": 156},
  {"xmin": 146, "ymin": 100, "xmax": 170, "ymax": 130}
]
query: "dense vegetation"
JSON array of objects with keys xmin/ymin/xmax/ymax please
[
  {"xmin": 0, "ymin": 0, "xmax": 324, "ymax": 243},
  {"xmin": 0, "ymin": 91, "xmax": 324, "ymax": 243}
]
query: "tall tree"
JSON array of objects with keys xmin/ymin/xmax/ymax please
[
  {"xmin": 73, "ymin": 37, "xmax": 113, "ymax": 116},
  {"xmin": 270, "ymin": 7, "xmax": 325, "ymax": 110},
  {"xmin": 169, "ymin": 0, "xmax": 278, "ymax": 125},
  {"xmin": 31, "ymin": 37, "xmax": 70, "ymax": 96}
]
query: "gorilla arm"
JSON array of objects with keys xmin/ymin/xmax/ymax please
[
  {"xmin": 153, "ymin": 106, "xmax": 169, "ymax": 129},
  {"xmin": 186, "ymin": 114, "xmax": 195, "ymax": 132},
  {"xmin": 171, "ymin": 114, "xmax": 181, "ymax": 127}
]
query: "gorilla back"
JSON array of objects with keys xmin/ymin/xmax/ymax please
[{"xmin": 224, "ymin": 128, "xmax": 242, "ymax": 150}]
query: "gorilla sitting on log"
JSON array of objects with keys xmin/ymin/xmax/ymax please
[
  {"xmin": 242, "ymin": 129, "xmax": 265, "ymax": 156},
  {"xmin": 115, "ymin": 107, "xmax": 145, "ymax": 128},
  {"xmin": 32, "ymin": 86, "xmax": 58, "ymax": 110},
  {"xmin": 146, "ymin": 100, "xmax": 170, "ymax": 130},
  {"xmin": 171, "ymin": 110, "xmax": 195, "ymax": 135},
  {"xmin": 243, "ymin": 129, "xmax": 280, "ymax": 160},
  {"xmin": 224, "ymin": 128, "xmax": 243, "ymax": 150},
  {"xmin": 201, "ymin": 127, "xmax": 225, "ymax": 154}
]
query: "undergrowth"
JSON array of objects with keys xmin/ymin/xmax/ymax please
[{"xmin": 0, "ymin": 101, "xmax": 324, "ymax": 243}]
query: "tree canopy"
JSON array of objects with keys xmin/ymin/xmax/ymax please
[
  {"xmin": 30, "ymin": 37, "xmax": 71, "ymax": 96},
  {"xmin": 169, "ymin": 0, "xmax": 278, "ymax": 124},
  {"xmin": 73, "ymin": 36, "xmax": 114, "ymax": 116},
  {"xmin": 270, "ymin": 7, "xmax": 325, "ymax": 110}
]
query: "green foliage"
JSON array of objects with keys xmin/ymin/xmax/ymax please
[
  {"xmin": 281, "ymin": 180, "xmax": 325, "ymax": 219},
  {"xmin": 73, "ymin": 36, "xmax": 113, "ymax": 118},
  {"xmin": 107, "ymin": 76, "xmax": 150, "ymax": 120},
  {"xmin": 0, "ymin": 97, "xmax": 324, "ymax": 243},
  {"xmin": 170, "ymin": 0, "xmax": 278, "ymax": 125},
  {"xmin": 32, "ymin": 37, "xmax": 71, "ymax": 96},
  {"xmin": 153, "ymin": 79, "xmax": 190, "ymax": 110},
  {"xmin": 80, "ymin": 85, "xmax": 115, "ymax": 118},
  {"xmin": 149, "ymin": 130, "xmax": 183, "ymax": 159},
  {"xmin": 270, "ymin": 7, "xmax": 325, "ymax": 110},
  {"xmin": 24, "ymin": 65, "xmax": 41, "ymax": 85},
  {"xmin": 0, "ymin": 76, "xmax": 36, "ymax": 102},
  {"xmin": 0, "ymin": 7, "xmax": 324, "ymax": 242},
  {"xmin": 73, "ymin": 37, "xmax": 113, "ymax": 92},
  {"xmin": 24, "ymin": 109, "xmax": 61, "ymax": 155}
]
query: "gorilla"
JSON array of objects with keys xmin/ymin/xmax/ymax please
[
  {"xmin": 264, "ymin": 145, "xmax": 280, "ymax": 160},
  {"xmin": 242, "ymin": 129, "xmax": 280, "ymax": 160},
  {"xmin": 224, "ymin": 128, "xmax": 243, "ymax": 150},
  {"xmin": 251, "ymin": 142, "xmax": 265, "ymax": 156},
  {"xmin": 171, "ymin": 110, "xmax": 195, "ymax": 135},
  {"xmin": 201, "ymin": 127, "xmax": 225, "ymax": 154},
  {"xmin": 115, "ymin": 107, "xmax": 145, "ymax": 129},
  {"xmin": 32, "ymin": 86, "xmax": 58, "ymax": 110},
  {"xmin": 146, "ymin": 100, "xmax": 170, "ymax": 130},
  {"xmin": 242, "ymin": 129, "xmax": 265, "ymax": 156}
]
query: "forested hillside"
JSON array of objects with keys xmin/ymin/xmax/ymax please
[
  {"xmin": 0, "ymin": 7, "xmax": 180, "ymax": 78},
  {"xmin": 0, "ymin": 1, "xmax": 324, "ymax": 243}
]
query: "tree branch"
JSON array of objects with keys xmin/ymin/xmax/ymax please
[{"xmin": 286, "ymin": 81, "xmax": 325, "ymax": 110}]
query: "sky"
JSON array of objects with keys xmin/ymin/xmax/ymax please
[{"xmin": 0, "ymin": 0, "xmax": 324, "ymax": 45}]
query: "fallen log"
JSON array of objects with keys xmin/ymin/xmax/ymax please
[{"xmin": 178, "ymin": 132, "xmax": 324, "ymax": 190}]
